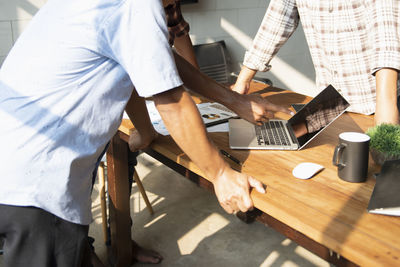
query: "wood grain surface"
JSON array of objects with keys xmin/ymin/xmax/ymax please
[{"xmin": 119, "ymin": 84, "xmax": 400, "ymax": 266}]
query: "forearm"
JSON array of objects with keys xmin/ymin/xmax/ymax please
[
  {"xmin": 243, "ymin": 0, "xmax": 299, "ymax": 73},
  {"xmin": 153, "ymin": 86, "xmax": 228, "ymax": 180},
  {"xmin": 173, "ymin": 34, "xmax": 199, "ymax": 69},
  {"xmin": 232, "ymin": 66, "xmax": 258, "ymax": 94},
  {"xmin": 125, "ymin": 89, "xmax": 155, "ymax": 134},
  {"xmin": 173, "ymin": 51, "xmax": 243, "ymax": 109},
  {"xmin": 375, "ymin": 68, "xmax": 399, "ymax": 125},
  {"xmin": 236, "ymin": 66, "xmax": 257, "ymax": 84},
  {"xmin": 173, "ymin": 51, "xmax": 292, "ymax": 124}
]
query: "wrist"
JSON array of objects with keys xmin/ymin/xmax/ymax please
[
  {"xmin": 374, "ymin": 106, "xmax": 399, "ymax": 125},
  {"xmin": 202, "ymin": 150, "xmax": 230, "ymax": 182},
  {"xmin": 237, "ymin": 66, "xmax": 256, "ymax": 84}
]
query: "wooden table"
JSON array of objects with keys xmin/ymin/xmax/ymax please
[{"xmin": 106, "ymin": 84, "xmax": 400, "ymax": 266}]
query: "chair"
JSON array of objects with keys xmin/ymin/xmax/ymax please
[
  {"xmin": 98, "ymin": 160, "xmax": 153, "ymax": 244},
  {"xmin": 193, "ymin": 40, "xmax": 273, "ymax": 86}
]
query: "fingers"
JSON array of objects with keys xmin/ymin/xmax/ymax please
[
  {"xmin": 220, "ymin": 177, "xmax": 265, "ymax": 214},
  {"xmin": 232, "ymin": 81, "xmax": 250, "ymax": 95},
  {"xmin": 267, "ymin": 102, "xmax": 294, "ymax": 116},
  {"xmin": 128, "ymin": 128, "xmax": 158, "ymax": 152},
  {"xmin": 220, "ymin": 202, "xmax": 235, "ymax": 214},
  {"xmin": 214, "ymin": 171, "xmax": 262, "ymax": 214},
  {"xmin": 237, "ymin": 193, "xmax": 253, "ymax": 212},
  {"xmin": 220, "ymin": 196, "xmax": 252, "ymax": 214},
  {"xmin": 262, "ymin": 111, "xmax": 275, "ymax": 120},
  {"xmin": 255, "ymin": 112, "xmax": 274, "ymax": 125},
  {"xmin": 128, "ymin": 134, "xmax": 139, "ymax": 152},
  {"xmin": 254, "ymin": 104, "xmax": 293, "ymax": 125},
  {"xmin": 248, "ymin": 176, "xmax": 266, "ymax": 194},
  {"xmin": 241, "ymin": 94, "xmax": 293, "ymax": 124}
]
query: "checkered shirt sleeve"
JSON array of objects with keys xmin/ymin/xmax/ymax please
[
  {"xmin": 305, "ymin": 98, "xmax": 348, "ymax": 133},
  {"xmin": 369, "ymin": 0, "xmax": 400, "ymax": 74},
  {"xmin": 244, "ymin": 0, "xmax": 300, "ymax": 72},
  {"xmin": 164, "ymin": 0, "xmax": 190, "ymax": 46},
  {"xmin": 243, "ymin": 0, "xmax": 400, "ymax": 115}
]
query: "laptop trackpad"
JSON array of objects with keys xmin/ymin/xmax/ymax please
[{"xmin": 229, "ymin": 119, "xmax": 257, "ymax": 148}]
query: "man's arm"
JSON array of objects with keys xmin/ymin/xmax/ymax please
[
  {"xmin": 173, "ymin": 34, "xmax": 199, "ymax": 69},
  {"xmin": 233, "ymin": 0, "xmax": 299, "ymax": 94},
  {"xmin": 173, "ymin": 51, "xmax": 293, "ymax": 125},
  {"xmin": 375, "ymin": 68, "xmax": 399, "ymax": 125},
  {"xmin": 232, "ymin": 66, "xmax": 258, "ymax": 94},
  {"xmin": 163, "ymin": 0, "xmax": 199, "ymax": 70},
  {"xmin": 370, "ymin": 1, "xmax": 399, "ymax": 125},
  {"xmin": 153, "ymin": 86, "xmax": 265, "ymax": 213},
  {"xmin": 124, "ymin": 89, "xmax": 158, "ymax": 151}
]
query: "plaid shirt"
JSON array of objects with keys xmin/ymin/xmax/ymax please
[
  {"xmin": 244, "ymin": 0, "xmax": 400, "ymax": 115},
  {"xmin": 304, "ymin": 98, "xmax": 348, "ymax": 133},
  {"xmin": 164, "ymin": 0, "xmax": 190, "ymax": 46}
]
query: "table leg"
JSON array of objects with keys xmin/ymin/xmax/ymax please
[
  {"xmin": 143, "ymin": 148, "xmax": 358, "ymax": 267},
  {"xmin": 106, "ymin": 134, "xmax": 132, "ymax": 267}
]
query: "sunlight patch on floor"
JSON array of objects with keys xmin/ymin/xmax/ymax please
[
  {"xmin": 260, "ymin": 251, "xmax": 281, "ymax": 266},
  {"xmin": 177, "ymin": 212, "xmax": 229, "ymax": 255},
  {"xmin": 144, "ymin": 213, "xmax": 167, "ymax": 228},
  {"xmin": 281, "ymin": 238, "xmax": 292, "ymax": 246},
  {"xmin": 295, "ymin": 245, "xmax": 326, "ymax": 266}
]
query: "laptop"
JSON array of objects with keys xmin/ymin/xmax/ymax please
[{"xmin": 229, "ymin": 85, "xmax": 350, "ymax": 150}]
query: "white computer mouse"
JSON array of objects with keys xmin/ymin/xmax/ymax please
[{"xmin": 292, "ymin": 162, "xmax": 324, "ymax": 180}]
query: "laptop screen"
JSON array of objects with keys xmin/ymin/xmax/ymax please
[{"xmin": 288, "ymin": 85, "xmax": 350, "ymax": 148}]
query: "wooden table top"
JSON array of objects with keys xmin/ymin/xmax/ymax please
[{"xmin": 119, "ymin": 85, "xmax": 400, "ymax": 266}]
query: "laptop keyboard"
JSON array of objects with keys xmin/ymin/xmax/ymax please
[{"xmin": 255, "ymin": 121, "xmax": 291, "ymax": 146}]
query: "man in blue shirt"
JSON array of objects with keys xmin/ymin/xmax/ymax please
[{"xmin": 0, "ymin": 0, "xmax": 290, "ymax": 266}]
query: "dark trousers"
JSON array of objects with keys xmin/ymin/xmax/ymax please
[
  {"xmin": 128, "ymin": 150, "xmax": 139, "ymax": 193},
  {"xmin": 0, "ymin": 205, "xmax": 91, "ymax": 267}
]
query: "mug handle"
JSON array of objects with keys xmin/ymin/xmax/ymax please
[{"xmin": 332, "ymin": 143, "xmax": 346, "ymax": 167}]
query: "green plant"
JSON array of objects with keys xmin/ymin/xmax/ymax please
[{"xmin": 366, "ymin": 124, "xmax": 400, "ymax": 157}]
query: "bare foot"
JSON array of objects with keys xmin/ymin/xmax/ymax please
[{"xmin": 131, "ymin": 240, "xmax": 163, "ymax": 264}]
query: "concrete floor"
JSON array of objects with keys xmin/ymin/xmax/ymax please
[
  {"xmin": 0, "ymin": 153, "xmax": 331, "ymax": 267},
  {"xmin": 90, "ymin": 153, "xmax": 331, "ymax": 267}
]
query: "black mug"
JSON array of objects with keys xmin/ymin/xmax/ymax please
[{"xmin": 332, "ymin": 132, "xmax": 370, "ymax": 183}]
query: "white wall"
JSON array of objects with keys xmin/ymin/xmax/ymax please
[
  {"xmin": 0, "ymin": 0, "xmax": 318, "ymax": 96},
  {"xmin": 182, "ymin": 0, "xmax": 317, "ymax": 96},
  {"xmin": 0, "ymin": 0, "xmax": 46, "ymax": 65}
]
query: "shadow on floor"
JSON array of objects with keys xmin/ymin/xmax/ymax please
[{"xmin": 89, "ymin": 153, "xmax": 331, "ymax": 267}]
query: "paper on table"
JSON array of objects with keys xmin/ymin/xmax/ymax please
[
  {"xmin": 124, "ymin": 101, "xmax": 232, "ymax": 136},
  {"xmin": 206, "ymin": 122, "xmax": 229, "ymax": 132},
  {"xmin": 196, "ymin": 102, "xmax": 237, "ymax": 127},
  {"xmin": 143, "ymin": 101, "xmax": 169, "ymax": 136}
]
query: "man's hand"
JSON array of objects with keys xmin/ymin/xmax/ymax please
[
  {"xmin": 128, "ymin": 128, "xmax": 158, "ymax": 152},
  {"xmin": 229, "ymin": 66, "xmax": 293, "ymax": 124},
  {"xmin": 231, "ymin": 66, "xmax": 258, "ymax": 94},
  {"xmin": 173, "ymin": 52, "xmax": 292, "ymax": 125},
  {"xmin": 125, "ymin": 88, "xmax": 159, "ymax": 152},
  {"xmin": 231, "ymin": 79, "xmax": 251, "ymax": 95},
  {"xmin": 234, "ymin": 93, "xmax": 294, "ymax": 125},
  {"xmin": 291, "ymin": 122, "xmax": 308, "ymax": 138},
  {"xmin": 213, "ymin": 166, "xmax": 265, "ymax": 214},
  {"xmin": 154, "ymin": 86, "xmax": 266, "ymax": 214}
]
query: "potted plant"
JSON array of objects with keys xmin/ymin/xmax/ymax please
[{"xmin": 366, "ymin": 123, "xmax": 400, "ymax": 165}]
